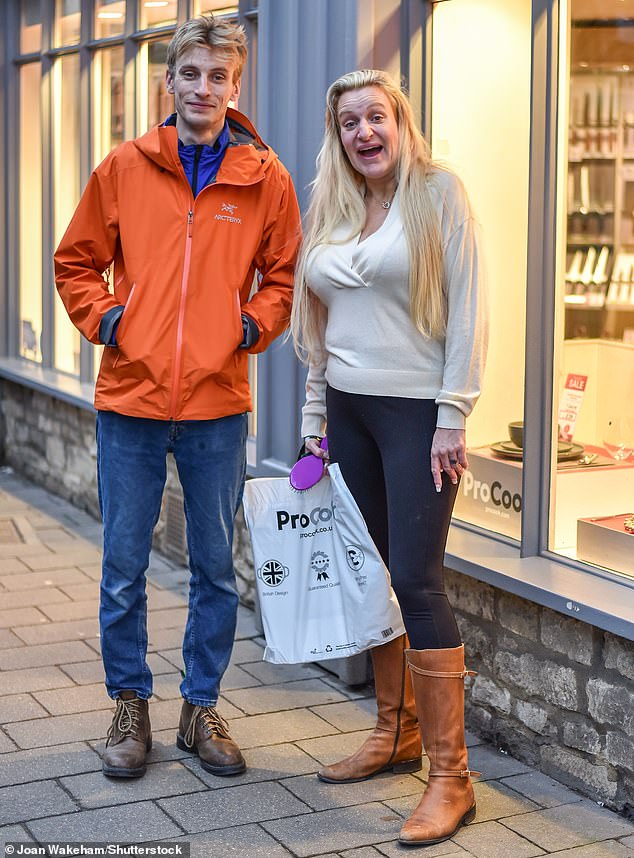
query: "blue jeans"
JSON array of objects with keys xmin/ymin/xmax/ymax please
[{"xmin": 96, "ymin": 410, "xmax": 248, "ymax": 707}]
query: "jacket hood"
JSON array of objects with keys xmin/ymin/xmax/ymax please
[{"xmin": 133, "ymin": 107, "xmax": 276, "ymax": 183}]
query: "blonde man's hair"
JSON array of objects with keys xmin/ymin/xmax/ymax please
[
  {"xmin": 291, "ymin": 68, "xmax": 453, "ymax": 363},
  {"xmin": 167, "ymin": 15, "xmax": 247, "ymax": 82}
]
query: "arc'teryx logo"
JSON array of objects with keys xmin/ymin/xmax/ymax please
[{"xmin": 215, "ymin": 201, "xmax": 242, "ymax": 224}]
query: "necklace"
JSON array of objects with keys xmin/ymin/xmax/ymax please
[
  {"xmin": 365, "ymin": 185, "xmax": 397, "ymax": 210},
  {"xmin": 381, "ymin": 199, "xmax": 391, "ymax": 210}
]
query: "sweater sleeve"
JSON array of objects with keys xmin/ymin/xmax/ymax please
[
  {"xmin": 301, "ymin": 354, "xmax": 328, "ymax": 438},
  {"xmin": 435, "ymin": 215, "xmax": 488, "ymax": 429}
]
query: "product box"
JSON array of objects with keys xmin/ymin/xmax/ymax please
[{"xmin": 577, "ymin": 514, "xmax": 634, "ymax": 577}]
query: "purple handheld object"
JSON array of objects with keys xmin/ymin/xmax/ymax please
[{"xmin": 289, "ymin": 437, "xmax": 328, "ymax": 491}]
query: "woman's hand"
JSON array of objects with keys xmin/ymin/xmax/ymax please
[
  {"xmin": 304, "ymin": 436, "xmax": 329, "ymax": 460},
  {"xmin": 431, "ymin": 428, "xmax": 468, "ymax": 492}
]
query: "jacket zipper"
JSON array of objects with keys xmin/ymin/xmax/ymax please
[
  {"xmin": 169, "ymin": 210, "xmax": 194, "ymax": 419},
  {"xmin": 191, "ymin": 145, "xmax": 202, "ymax": 198}
]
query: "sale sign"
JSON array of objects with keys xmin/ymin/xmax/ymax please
[{"xmin": 558, "ymin": 373, "xmax": 588, "ymax": 441}]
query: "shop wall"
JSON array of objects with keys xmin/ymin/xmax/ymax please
[{"xmin": 450, "ymin": 567, "xmax": 634, "ymax": 813}]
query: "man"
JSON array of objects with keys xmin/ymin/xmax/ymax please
[{"xmin": 55, "ymin": 15, "xmax": 300, "ymax": 780}]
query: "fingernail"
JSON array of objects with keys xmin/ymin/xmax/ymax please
[
  {"xmin": 452, "ymin": 479, "xmax": 458, "ymax": 485},
  {"xmin": 435, "ymin": 485, "xmax": 441, "ymax": 493}
]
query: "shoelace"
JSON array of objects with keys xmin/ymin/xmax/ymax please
[
  {"xmin": 106, "ymin": 698, "xmax": 142, "ymax": 746},
  {"xmin": 183, "ymin": 706, "xmax": 231, "ymax": 748}
]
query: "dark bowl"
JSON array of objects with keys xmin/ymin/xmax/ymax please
[{"xmin": 508, "ymin": 421, "xmax": 524, "ymax": 448}]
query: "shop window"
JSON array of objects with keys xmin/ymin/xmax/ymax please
[
  {"xmin": 93, "ymin": 46, "xmax": 125, "ymax": 165},
  {"xmin": 53, "ymin": 53, "xmax": 81, "ymax": 375},
  {"xmin": 19, "ymin": 62, "xmax": 43, "ymax": 364},
  {"xmin": 95, "ymin": 0, "xmax": 125, "ymax": 39},
  {"xmin": 20, "ymin": 0, "xmax": 41, "ymax": 54},
  {"xmin": 430, "ymin": 0, "xmax": 532, "ymax": 540},
  {"xmin": 551, "ymin": 0, "xmax": 634, "ymax": 578},
  {"xmin": 194, "ymin": 2, "xmax": 239, "ymax": 15},
  {"xmin": 139, "ymin": 39, "xmax": 173, "ymax": 133},
  {"xmin": 139, "ymin": 0, "xmax": 177, "ymax": 31},
  {"xmin": 54, "ymin": 0, "xmax": 81, "ymax": 47}
]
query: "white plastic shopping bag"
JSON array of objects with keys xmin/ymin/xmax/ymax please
[{"xmin": 242, "ymin": 463, "xmax": 405, "ymax": 664}]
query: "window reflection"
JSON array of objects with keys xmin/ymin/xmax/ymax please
[
  {"xmin": 93, "ymin": 46, "xmax": 125, "ymax": 165},
  {"xmin": 53, "ymin": 54, "xmax": 81, "ymax": 375},
  {"xmin": 94, "ymin": 0, "xmax": 125, "ymax": 39},
  {"xmin": 142, "ymin": 40, "xmax": 174, "ymax": 132},
  {"xmin": 195, "ymin": 2, "xmax": 239, "ymax": 14},
  {"xmin": 54, "ymin": 0, "xmax": 81, "ymax": 47},
  {"xmin": 20, "ymin": 63, "xmax": 42, "ymax": 364},
  {"xmin": 20, "ymin": 0, "xmax": 41, "ymax": 54},
  {"xmin": 139, "ymin": 0, "xmax": 177, "ymax": 30}
]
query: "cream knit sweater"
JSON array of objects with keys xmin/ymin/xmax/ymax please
[{"xmin": 301, "ymin": 169, "xmax": 488, "ymax": 438}]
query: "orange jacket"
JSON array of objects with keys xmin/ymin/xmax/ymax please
[{"xmin": 55, "ymin": 108, "xmax": 301, "ymax": 421}]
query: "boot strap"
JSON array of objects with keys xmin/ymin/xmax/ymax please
[
  {"xmin": 429, "ymin": 768, "xmax": 481, "ymax": 779},
  {"xmin": 408, "ymin": 665, "xmax": 477, "ymax": 679}
]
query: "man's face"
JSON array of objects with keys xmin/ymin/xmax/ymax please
[{"xmin": 165, "ymin": 45, "xmax": 241, "ymax": 145}]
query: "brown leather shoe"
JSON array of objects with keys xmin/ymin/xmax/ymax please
[
  {"xmin": 177, "ymin": 701, "xmax": 246, "ymax": 776},
  {"xmin": 102, "ymin": 693, "xmax": 151, "ymax": 778},
  {"xmin": 317, "ymin": 634, "xmax": 422, "ymax": 783}
]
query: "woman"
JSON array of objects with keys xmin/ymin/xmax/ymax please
[{"xmin": 290, "ymin": 69, "xmax": 488, "ymax": 847}]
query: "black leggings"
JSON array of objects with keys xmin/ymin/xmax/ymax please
[{"xmin": 326, "ymin": 385, "xmax": 461, "ymax": 650}]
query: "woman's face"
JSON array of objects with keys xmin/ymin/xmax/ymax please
[{"xmin": 336, "ymin": 85, "xmax": 399, "ymax": 185}]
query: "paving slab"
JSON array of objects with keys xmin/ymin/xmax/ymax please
[
  {"xmin": 500, "ymin": 772, "xmax": 584, "ymax": 808},
  {"xmin": 0, "ymin": 567, "xmax": 91, "ymax": 592},
  {"xmin": 310, "ymin": 698, "xmax": 378, "ymax": 732},
  {"xmin": 169, "ymin": 823, "xmax": 293, "ymax": 857},
  {"xmin": 297, "ymin": 729, "xmax": 374, "ymax": 766},
  {"xmin": 282, "ymin": 771, "xmax": 422, "ymax": 812},
  {"xmin": 27, "ymin": 801, "xmax": 183, "ymax": 842},
  {"xmin": 21, "ymin": 548, "xmax": 101, "ymax": 571},
  {"xmin": 158, "ymin": 781, "xmax": 311, "ymax": 833},
  {"xmin": 62, "ymin": 760, "xmax": 207, "ymax": 808},
  {"xmin": 0, "ymin": 692, "xmax": 50, "ymax": 723},
  {"xmin": 452, "ymin": 820, "xmax": 546, "ymax": 857},
  {"xmin": 227, "ymin": 708, "xmax": 339, "ymax": 750},
  {"xmin": 466, "ymin": 744, "xmax": 533, "ymax": 780},
  {"xmin": 58, "ymin": 659, "xmax": 107, "ymax": 685},
  {"xmin": 547, "ymin": 842, "xmax": 634, "ymax": 857},
  {"xmin": 0, "ymin": 742, "xmax": 101, "ymax": 788},
  {"xmin": 0, "ymin": 731, "xmax": 18, "ymax": 753},
  {"xmin": 0, "ymin": 607, "xmax": 48, "ymax": 627},
  {"xmin": 224, "ymin": 678, "xmax": 348, "ymax": 715},
  {"xmin": 0, "ymin": 640, "xmax": 97, "ymax": 671},
  {"xmin": 0, "ymin": 824, "xmax": 35, "ymax": 846},
  {"xmin": 0, "ymin": 588, "xmax": 72, "ymax": 609},
  {"xmin": 240, "ymin": 659, "xmax": 327, "ymax": 685},
  {"xmin": 376, "ymin": 840, "xmax": 469, "ymax": 857},
  {"xmin": 13, "ymin": 616, "xmax": 100, "ymax": 645},
  {"xmin": 0, "ymin": 629, "xmax": 24, "ymax": 649},
  {"xmin": 503, "ymin": 800, "xmax": 634, "ymax": 852},
  {"xmin": 39, "ymin": 599, "xmax": 100, "ymax": 621},
  {"xmin": 181, "ymin": 742, "xmax": 318, "ymax": 789},
  {"xmin": 0, "ymin": 666, "xmax": 76, "ymax": 695},
  {"xmin": 261, "ymin": 802, "xmax": 404, "ymax": 856},
  {"xmin": 384, "ymin": 779, "xmax": 539, "ymax": 824},
  {"xmin": 0, "ymin": 780, "xmax": 78, "ymax": 825},
  {"xmin": 146, "ymin": 587, "xmax": 188, "ymax": 610},
  {"xmin": 32, "ymin": 682, "xmax": 111, "ymax": 715}
]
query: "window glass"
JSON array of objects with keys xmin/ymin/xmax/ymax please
[
  {"xmin": 194, "ymin": 2, "xmax": 239, "ymax": 14},
  {"xmin": 550, "ymin": 0, "xmax": 634, "ymax": 578},
  {"xmin": 431, "ymin": 0, "xmax": 532, "ymax": 540},
  {"xmin": 95, "ymin": 0, "xmax": 125, "ymax": 39},
  {"xmin": 54, "ymin": 0, "xmax": 81, "ymax": 47},
  {"xmin": 19, "ymin": 63, "xmax": 42, "ymax": 363},
  {"xmin": 93, "ymin": 46, "xmax": 125, "ymax": 165},
  {"xmin": 139, "ymin": 0, "xmax": 177, "ymax": 30},
  {"xmin": 20, "ymin": 0, "xmax": 41, "ymax": 54},
  {"xmin": 53, "ymin": 53, "xmax": 82, "ymax": 375},
  {"xmin": 140, "ymin": 39, "xmax": 173, "ymax": 133}
]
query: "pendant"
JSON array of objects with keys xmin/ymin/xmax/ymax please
[{"xmin": 381, "ymin": 201, "xmax": 391, "ymax": 209}]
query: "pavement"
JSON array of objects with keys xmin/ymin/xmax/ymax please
[{"xmin": 1, "ymin": 466, "xmax": 633, "ymax": 858}]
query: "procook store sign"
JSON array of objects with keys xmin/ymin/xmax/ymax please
[{"xmin": 453, "ymin": 450, "xmax": 522, "ymax": 540}]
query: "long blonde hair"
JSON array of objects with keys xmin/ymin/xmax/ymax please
[{"xmin": 291, "ymin": 69, "xmax": 446, "ymax": 363}]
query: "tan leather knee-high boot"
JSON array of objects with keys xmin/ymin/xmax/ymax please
[
  {"xmin": 318, "ymin": 634, "xmax": 422, "ymax": 783},
  {"xmin": 399, "ymin": 645, "xmax": 480, "ymax": 846}
]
